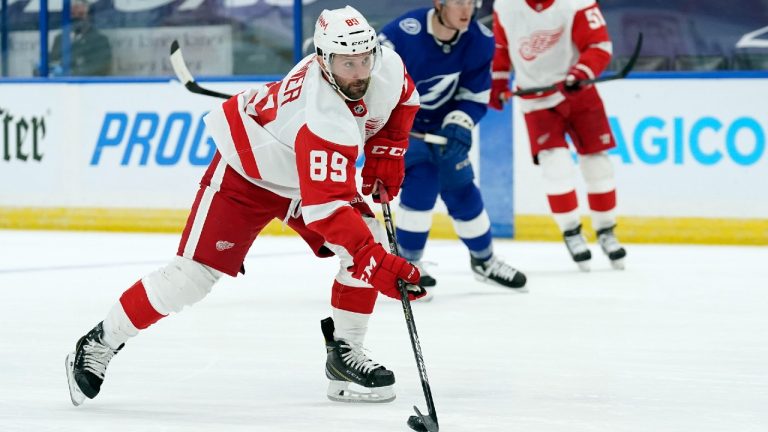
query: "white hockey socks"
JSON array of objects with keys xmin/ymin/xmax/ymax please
[
  {"xmin": 579, "ymin": 152, "xmax": 618, "ymax": 230},
  {"xmin": 539, "ymin": 148, "xmax": 581, "ymax": 232}
]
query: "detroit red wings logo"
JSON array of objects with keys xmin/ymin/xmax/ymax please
[
  {"xmin": 364, "ymin": 118, "xmax": 385, "ymax": 139},
  {"xmin": 518, "ymin": 27, "xmax": 565, "ymax": 61}
]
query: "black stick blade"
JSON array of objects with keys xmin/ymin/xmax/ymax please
[
  {"xmin": 618, "ymin": 32, "xmax": 644, "ymax": 78},
  {"xmin": 582, "ymin": 32, "xmax": 644, "ymax": 85},
  {"xmin": 407, "ymin": 406, "xmax": 439, "ymax": 432},
  {"xmin": 407, "ymin": 415, "xmax": 427, "ymax": 432},
  {"xmin": 168, "ymin": 40, "xmax": 232, "ymax": 99}
]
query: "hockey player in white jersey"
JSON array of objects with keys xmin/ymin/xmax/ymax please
[
  {"xmin": 491, "ymin": 0, "xmax": 627, "ymax": 271},
  {"xmin": 378, "ymin": 0, "xmax": 527, "ymax": 294},
  {"xmin": 65, "ymin": 6, "xmax": 426, "ymax": 407}
]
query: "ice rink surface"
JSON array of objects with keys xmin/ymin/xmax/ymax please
[{"xmin": 0, "ymin": 230, "xmax": 766, "ymax": 432}]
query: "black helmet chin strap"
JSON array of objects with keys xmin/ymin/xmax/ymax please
[
  {"xmin": 434, "ymin": 4, "xmax": 462, "ymax": 34},
  {"xmin": 433, "ymin": 4, "xmax": 462, "ymax": 53}
]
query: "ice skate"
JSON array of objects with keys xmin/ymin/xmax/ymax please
[
  {"xmin": 597, "ymin": 225, "xmax": 627, "ymax": 270},
  {"xmin": 411, "ymin": 261, "xmax": 435, "ymax": 302},
  {"xmin": 65, "ymin": 322, "xmax": 123, "ymax": 406},
  {"xmin": 412, "ymin": 261, "xmax": 436, "ymax": 288},
  {"xmin": 321, "ymin": 317, "xmax": 395, "ymax": 403},
  {"xmin": 563, "ymin": 224, "xmax": 592, "ymax": 272},
  {"xmin": 470, "ymin": 255, "xmax": 527, "ymax": 290}
]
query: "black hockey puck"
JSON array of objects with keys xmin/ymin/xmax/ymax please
[{"xmin": 407, "ymin": 415, "xmax": 428, "ymax": 432}]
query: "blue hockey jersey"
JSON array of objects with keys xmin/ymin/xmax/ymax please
[{"xmin": 379, "ymin": 7, "xmax": 494, "ymax": 134}]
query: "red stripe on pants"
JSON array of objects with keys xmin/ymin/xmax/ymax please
[
  {"xmin": 119, "ymin": 280, "xmax": 166, "ymax": 330},
  {"xmin": 547, "ymin": 190, "xmax": 578, "ymax": 214},
  {"xmin": 587, "ymin": 190, "xmax": 616, "ymax": 212},
  {"xmin": 330, "ymin": 280, "xmax": 378, "ymax": 314}
]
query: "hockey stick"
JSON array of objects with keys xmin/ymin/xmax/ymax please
[
  {"xmin": 409, "ymin": 131, "xmax": 447, "ymax": 145},
  {"xmin": 169, "ymin": 40, "xmax": 233, "ymax": 100},
  {"xmin": 510, "ymin": 32, "xmax": 644, "ymax": 97},
  {"xmin": 170, "ymin": 40, "xmax": 446, "ymax": 151},
  {"xmin": 376, "ymin": 187, "xmax": 439, "ymax": 432}
]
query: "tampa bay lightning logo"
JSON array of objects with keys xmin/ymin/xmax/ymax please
[
  {"xmin": 399, "ymin": 18, "xmax": 421, "ymax": 35},
  {"xmin": 415, "ymin": 73, "xmax": 461, "ymax": 109},
  {"xmin": 478, "ymin": 21, "xmax": 493, "ymax": 38}
]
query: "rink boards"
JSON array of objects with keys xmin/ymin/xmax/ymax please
[{"xmin": 0, "ymin": 76, "xmax": 766, "ymax": 244}]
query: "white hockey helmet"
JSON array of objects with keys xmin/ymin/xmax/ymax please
[
  {"xmin": 313, "ymin": 6, "xmax": 381, "ymax": 100},
  {"xmin": 439, "ymin": 0, "xmax": 482, "ymax": 8},
  {"xmin": 435, "ymin": 0, "xmax": 482, "ymax": 35}
]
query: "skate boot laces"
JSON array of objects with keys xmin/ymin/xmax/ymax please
[
  {"xmin": 565, "ymin": 231, "xmax": 589, "ymax": 255},
  {"xmin": 479, "ymin": 256, "xmax": 518, "ymax": 282},
  {"xmin": 598, "ymin": 230, "xmax": 622, "ymax": 253},
  {"xmin": 339, "ymin": 343, "xmax": 382, "ymax": 375},
  {"xmin": 81, "ymin": 339, "xmax": 118, "ymax": 379}
]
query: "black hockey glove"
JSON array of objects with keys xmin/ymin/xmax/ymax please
[{"xmin": 435, "ymin": 123, "xmax": 472, "ymax": 161}]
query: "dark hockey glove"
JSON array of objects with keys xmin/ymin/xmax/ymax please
[
  {"xmin": 350, "ymin": 243, "xmax": 425, "ymax": 301},
  {"xmin": 434, "ymin": 111, "xmax": 474, "ymax": 161}
]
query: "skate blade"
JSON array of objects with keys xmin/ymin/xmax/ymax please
[
  {"xmin": 472, "ymin": 274, "xmax": 529, "ymax": 293},
  {"xmin": 610, "ymin": 258, "xmax": 626, "ymax": 270},
  {"xmin": 414, "ymin": 289, "xmax": 434, "ymax": 302},
  {"xmin": 65, "ymin": 352, "xmax": 86, "ymax": 406},
  {"xmin": 576, "ymin": 260, "xmax": 591, "ymax": 272},
  {"xmin": 326, "ymin": 380, "xmax": 395, "ymax": 403}
]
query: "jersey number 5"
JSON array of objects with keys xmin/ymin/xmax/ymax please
[
  {"xmin": 309, "ymin": 150, "xmax": 348, "ymax": 182},
  {"xmin": 585, "ymin": 7, "xmax": 606, "ymax": 30}
]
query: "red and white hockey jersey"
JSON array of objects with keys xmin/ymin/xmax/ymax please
[
  {"xmin": 204, "ymin": 46, "xmax": 419, "ymax": 258},
  {"xmin": 493, "ymin": 0, "xmax": 612, "ymax": 112}
]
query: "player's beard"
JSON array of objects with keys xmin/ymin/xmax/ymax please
[{"xmin": 338, "ymin": 77, "xmax": 370, "ymax": 100}]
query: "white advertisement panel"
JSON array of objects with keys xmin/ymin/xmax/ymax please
[
  {"xmin": 1, "ymin": 80, "xmax": 260, "ymax": 209},
  {"xmin": 1, "ymin": 79, "xmax": 467, "ymax": 214},
  {"xmin": 0, "ymin": 88, "xmax": 62, "ymax": 204},
  {"xmin": 2, "ymin": 77, "xmax": 766, "ymax": 236},
  {"xmin": 513, "ymin": 79, "xmax": 768, "ymax": 218}
]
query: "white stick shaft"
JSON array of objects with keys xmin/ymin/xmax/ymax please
[{"xmin": 409, "ymin": 132, "xmax": 447, "ymax": 145}]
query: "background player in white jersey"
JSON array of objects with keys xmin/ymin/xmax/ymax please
[
  {"xmin": 491, "ymin": 0, "xmax": 627, "ymax": 271},
  {"xmin": 65, "ymin": 6, "xmax": 426, "ymax": 407},
  {"xmin": 378, "ymin": 0, "xmax": 527, "ymax": 294}
]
